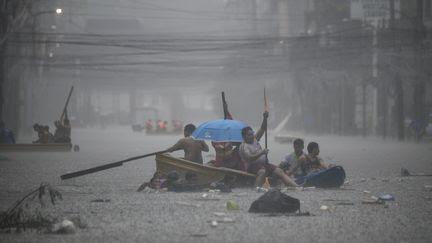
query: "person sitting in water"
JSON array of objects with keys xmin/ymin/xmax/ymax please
[
  {"xmin": 32, "ymin": 124, "xmax": 43, "ymax": 143},
  {"xmin": 209, "ymin": 141, "xmax": 244, "ymax": 171},
  {"xmin": 0, "ymin": 121, "xmax": 15, "ymax": 144},
  {"xmin": 42, "ymin": 126, "xmax": 54, "ymax": 143},
  {"xmin": 279, "ymin": 138, "xmax": 307, "ymax": 177},
  {"xmin": 145, "ymin": 119, "xmax": 153, "ymax": 133},
  {"xmin": 33, "ymin": 124, "xmax": 54, "ymax": 144},
  {"xmin": 301, "ymin": 142, "xmax": 334, "ymax": 175},
  {"xmin": 208, "ymin": 100, "xmax": 244, "ymax": 170},
  {"xmin": 239, "ymin": 111, "xmax": 299, "ymax": 188},
  {"xmin": 287, "ymin": 141, "xmax": 346, "ymax": 187},
  {"xmin": 165, "ymin": 124, "xmax": 209, "ymax": 164}
]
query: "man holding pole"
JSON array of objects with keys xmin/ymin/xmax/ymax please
[
  {"xmin": 239, "ymin": 111, "xmax": 299, "ymax": 188},
  {"xmin": 54, "ymin": 110, "xmax": 71, "ymax": 143}
]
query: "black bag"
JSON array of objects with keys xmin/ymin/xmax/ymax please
[{"xmin": 249, "ymin": 189, "xmax": 300, "ymax": 213}]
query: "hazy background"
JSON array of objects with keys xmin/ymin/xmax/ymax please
[{"xmin": 1, "ymin": 0, "xmax": 431, "ymax": 141}]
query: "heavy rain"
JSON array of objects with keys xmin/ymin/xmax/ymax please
[{"xmin": 0, "ymin": 0, "xmax": 431, "ymax": 242}]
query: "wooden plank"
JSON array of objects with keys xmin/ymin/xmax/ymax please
[{"xmin": 0, "ymin": 143, "xmax": 72, "ymax": 152}]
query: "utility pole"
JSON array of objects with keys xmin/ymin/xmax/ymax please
[
  {"xmin": 390, "ymin": 0, "xmax": 405, "ymax": 141},
  {"xmin": 413, "ymin": 0, "xmax": 426, "ymax": 142},
  {"xmin": 0, "ymin": 0, "xmax": 8, "ymax": 122}
]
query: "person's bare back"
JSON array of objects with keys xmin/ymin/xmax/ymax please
[{"xmin": 166, "ymin": 124, "xmax": 209, "ymax": 164}]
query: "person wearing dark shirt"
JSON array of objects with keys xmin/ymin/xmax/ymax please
[{"xmin": 0, "ymin": 121, "xmax": 15, "ymax": 144}]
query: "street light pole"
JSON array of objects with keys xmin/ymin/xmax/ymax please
[{"xmin": 24, "ymin": 8, "xmax": 62, "ymax": 129}]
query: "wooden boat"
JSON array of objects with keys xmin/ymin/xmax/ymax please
[
  {"xmin": 155, "ymin": 154, "xmax": 256, "ymax": 186},
  {"xmin": 0, "ymin": 143, "xmax": 72, "ymax": 152}
]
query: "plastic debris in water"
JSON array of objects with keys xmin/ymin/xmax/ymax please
[
  {"xmin": 226, "ymin": 200, "xmax": 239, "ymax": 210},
  {"xmin": 210, "ymin": 220, "xmax": 218, "ymax": 227},
  {"xmin": 220, "ymin": 217, "xmax": 235, "ymax": 223},
  {"xmin": 303, "ymin": 187, "xmax": 316, "ymax": 191},
  {"xmin": 379, "ymin": 194, "xmax": 395, "ymax": 201},
  {"xmin": 320, "ymin": 205, "xmax": 329, "ymax": 211},
  {"xmin": 51, "ymin": 219, "xmax": 76, "ymax": 234},
  {"xmin": 361, "ymin": 197, "xmax": 385, "ymax": 204},
  {"xmin": 255, "ymin": 187, "xmax": 269, "ymax": 192}
]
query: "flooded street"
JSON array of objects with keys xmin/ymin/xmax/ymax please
[{"xmin": 1, "ymin": 127, "xmax": 432, "ymax": 242}]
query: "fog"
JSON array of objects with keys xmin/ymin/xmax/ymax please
[
  {"xmin": 2, "ymin": 0, "xmax": 431, "ymax": 140},
  {"xmin": 1, "ymin": 1, "xmax": 432, "ymax": 242}
]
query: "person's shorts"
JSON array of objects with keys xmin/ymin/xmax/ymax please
[{"xmin": 247, "ymin": 162, "xmax": 276, "ymax": 176}]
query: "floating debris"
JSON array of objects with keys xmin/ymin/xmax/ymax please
[
  {"xmin": 260, "ymin": 212, "xmax": 313, "ymax": 217},
  {"xmin": 335, "ymin": 202, "xmax": 354, "ymax": 206},
  {"xmin": 379, "ymin": 194, "xmax": 395, "ymax": 201},
  {"xmin": 320, "ymin": 205, "xmax": 329, "ymax": 211},
  {"xmin": 401, "ymin": 168, "xmax": 432, "ymax": 177},
  {"xmin": 219, "ymin": 217, "xmax": 235, "ymax": 223},
  {"xmin": 210, "ymin": 220, "xmax": 218, "ymax": 227},
  {"xmin": 255, "ymin": 187, "xmax": 269, "ymax": 193},
  {"xmin": 226, "ymin": 200, "xmax": 239, "ymax": 210},
  {"xmin": 208, "ymin": 217, "xmax": 235, "ymax": 223},
  {"xmin": 303, "ymin": 187, "xmax": 316, "ymax": 191},
  {"xmin": 361, "ymin": 198, "xmax": 384, "ymax": 205},
  {"xmin": 233, "ymin": 192, "xmax": 248, "ymax": 197},
  {"xmin": 51, "ymin": 219, "xmax": 76, "ymax": 234},
  {"xmin": 90, "ymin": 199, "xmax": 110, "ymax": 203}
]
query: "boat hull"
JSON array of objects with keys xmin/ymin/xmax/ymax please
[
  {"xmin": 155, "ymin": 154, "xmax": 255, "ymax": 186},
  {"xmin": 0, "ymin": 143, "xmax": 72, "ymax": 152}
]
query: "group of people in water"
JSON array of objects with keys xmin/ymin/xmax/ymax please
[
  {"xmin": 165, "ymin": 110, "xmax": 336, "ymax": 188},
  {"xmin": 0, "ymin": 113, "xmax": 71, "ymax": 145},
  {"xmin": 145, "ymin": 119, "xmax": 183, "ymax": 134},
  {"xmin": 33, "ymin": 114, "xmax": 71, "ymax": 144}
]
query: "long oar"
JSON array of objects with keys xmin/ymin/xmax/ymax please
[
  {"xmin": 264, "ymin": 87, "xmax": 268, "ymax": 163},
  {"xmin": 60, "ymin": 86, "xmax": 74, "ymax": 122},
  {"xmin": 60, "ymin": 150, "xmax": 168, "ymax": 180}
]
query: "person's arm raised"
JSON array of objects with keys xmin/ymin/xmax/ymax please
[{"xmin": 256, "ymin": 111, "xmax": 268, "ymax": 141}]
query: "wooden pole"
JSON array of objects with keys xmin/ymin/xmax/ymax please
[
  {"xmin": 60, "ymin": 150, "xmax": 167, "ymax": 180},
  {"xmin": 60, "ymin": 86, "xmax": 74, "ymax": 121}
]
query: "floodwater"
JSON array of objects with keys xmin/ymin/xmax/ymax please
[{"xmin": 1, "ymin": 127, "xmax": 432, "ymax": 242}]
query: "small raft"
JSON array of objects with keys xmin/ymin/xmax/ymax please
[
  {"xmin": 155, "ymin": 154, "xmax": 255, "ymax": 186},
  {"xmin": 0, "ymin": 143, "xmax": 72, "ymax": 152}
]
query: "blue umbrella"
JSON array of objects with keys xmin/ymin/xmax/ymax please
[{"xmin": 192, "ymin": 119, "xmax": 249, "ymax": 142}]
